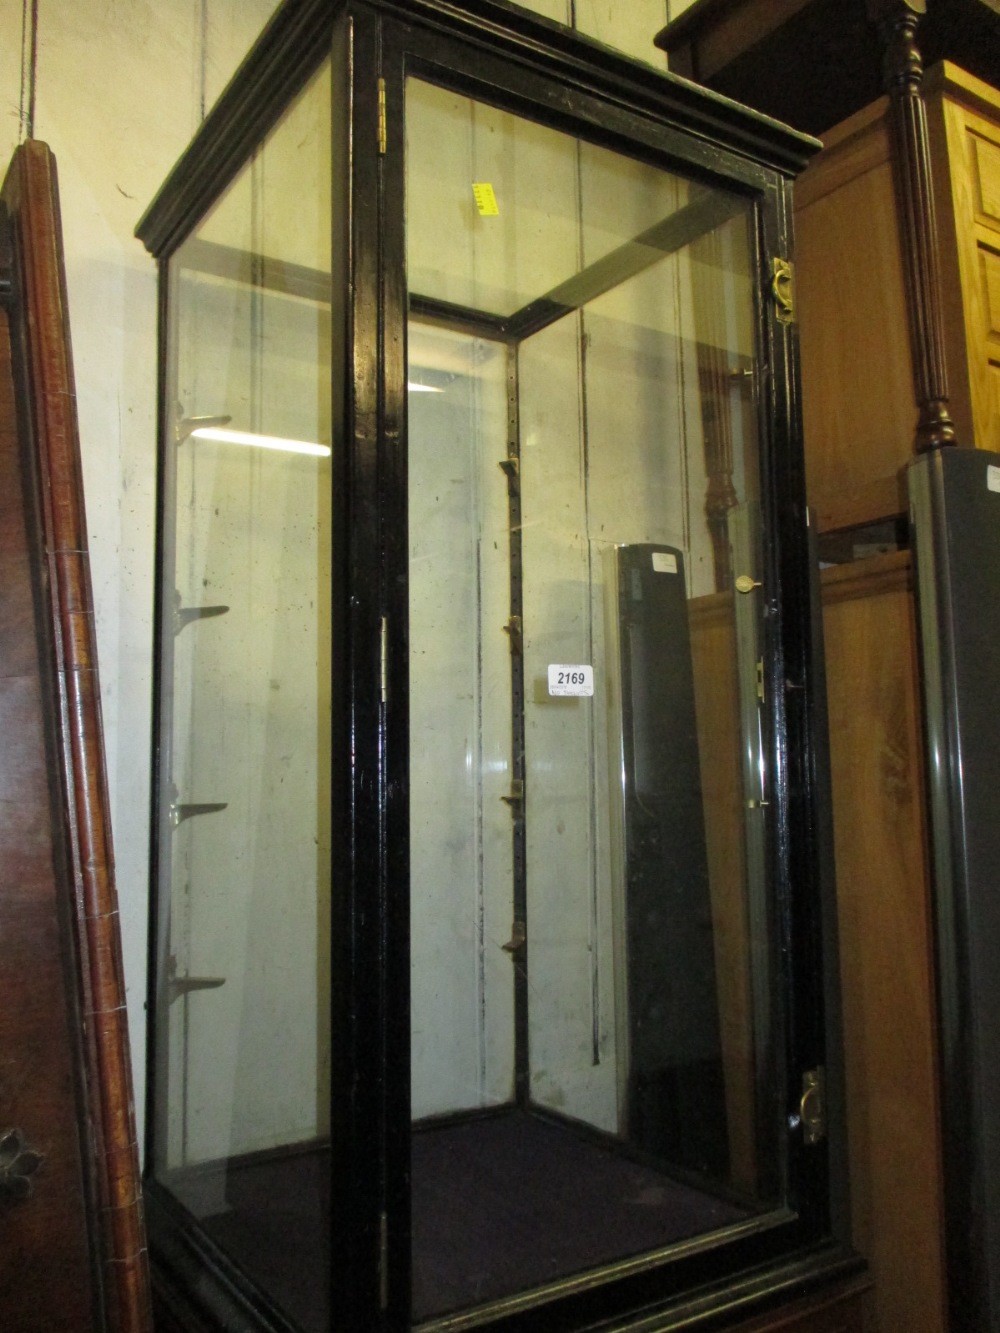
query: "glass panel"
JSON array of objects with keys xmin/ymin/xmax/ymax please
[
  {"xmin": 406, "ymin": 82, "xmax": 714, "ymax": 318},
  {"xmin": 153, "ymin": 59, "xmax": 333, "ymax": 1333},
  {"xmin": 408, "ymin": 322, "xmax": 516, "ymax": 1118},
  {"xmin": 407, "ymin": 79, "xmax": 777, "ymax": 1322}
]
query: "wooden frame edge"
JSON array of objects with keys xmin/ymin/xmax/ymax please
[{"xmin": 0, "ymin": 138, "xmax": 152, "ymax": 1333}]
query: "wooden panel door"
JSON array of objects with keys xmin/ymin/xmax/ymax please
[
  {"xmin": 821, "ymin": 552, "xmax": 946, "ymax": 1333},
  {"xmin": 926, "ymin": 62, "xmax": 1000, "ymax": 454}
]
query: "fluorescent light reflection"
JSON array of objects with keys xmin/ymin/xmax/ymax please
[
  {"xmin": 408, "ymin": 382, "xmax": 444, "ymax": 393},
  {"xmin": 190, "ymin": 426, "xmax": 331, "ymax": 457}
]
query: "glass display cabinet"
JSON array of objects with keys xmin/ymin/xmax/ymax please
[{"xmin": 136, "ymin": 1, "xmax": 859, "ymax": 1329}]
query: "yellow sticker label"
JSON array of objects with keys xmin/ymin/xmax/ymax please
[{"xmin": 472, "ymin": 182, "xmax": 499, "ymax": 216}]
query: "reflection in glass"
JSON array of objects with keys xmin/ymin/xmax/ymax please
[
  {"xmin": 406, "ymin": 80, "xmax": 777, "ymax": 1321},
  {"xmin": 153, "ymin": 59, "xmax": 333, "ymax": 1333}
]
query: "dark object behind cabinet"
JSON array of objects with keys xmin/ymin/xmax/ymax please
[
  {"xmin": 655, "ymin": 0, "xmax": 1000, "ymax": 138},
  {"xmin": 910, "ymin": 447, "xmax": 1000, "ymax": 1333},
  {"xmin": 613, "ymin": 543, "xmax": 728, "ymax": 1180},
  {"xmin": 0, "ymin": 140, "xmax": 152, "ymax": 1332}
]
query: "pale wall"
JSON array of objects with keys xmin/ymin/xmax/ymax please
[
  {"xmin": 0, "ymin": 0, "xmax": 284, "ymax": 1149},
  {"xmin": 0, "ymin": 0, "xmax": 681, "ymax": 1148}
]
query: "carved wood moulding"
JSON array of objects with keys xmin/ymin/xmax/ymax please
[
  {"xmin": 866, "ymin": 0, "xmax": 957, "ymax": 451},
  {"xmin": 0, "ymin": 139, "xmax": 152, "ymax": 1332}
]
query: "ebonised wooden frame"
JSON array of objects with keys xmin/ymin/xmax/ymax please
[
  {"xmin": 136, "ymin": 1, "xmax": 859, "ymax": 1329},
  {"xmin": 0, "ymin": 140, "xmax": 152, "ymax": 1332}
]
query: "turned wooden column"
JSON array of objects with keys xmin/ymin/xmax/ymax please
[
  {"xmin": 0, "ymin": 140, "xmax": 153, "ymax": 1333},
  {"xmin": 867, "ymin": 0, "xmax": 957, "ymax": 452}
]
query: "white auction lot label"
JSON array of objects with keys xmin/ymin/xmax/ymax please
[{"xmin": 547, "ymin": 664, "xmax": 594, "ymax": 697}]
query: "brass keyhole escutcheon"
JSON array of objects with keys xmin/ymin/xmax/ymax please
[
  {"xmin": 0, "ymin": 1128, "xmax": 43, "ymax": 1203},
  {"xmin": 735, "ymin": 574, "xmax": 762, "ymax": 594}
]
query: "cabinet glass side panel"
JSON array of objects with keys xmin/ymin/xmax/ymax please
[
  {"xmin": 406, "ymin": 79, "xmax": 781, "ymax": 1323},
  {"xmin": 152, "ymin": 58, "xmax": 333, "ymax": 1333}
]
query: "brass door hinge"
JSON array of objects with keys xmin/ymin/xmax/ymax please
[
  {"xmin": 379, "ymin": 1209, "xmax": 388, "ymax": 1310},
  {"xmin": 800, "ymin": 1067, "xmax": 826, "ymax": 1145},
  {"xmin": 380, "ymin": 615, "xmax": 388, "ymax": 703},
  {"xmin": 0, "ymin": 230, "xmax": 13, "ymax": 305},
  {"xmin": 771, "ymin": 256, "xmax": 795, "ymax": 325},
  {"xmin": 378, "ymin": 78, "xmax": 387, "ymax": 155}
]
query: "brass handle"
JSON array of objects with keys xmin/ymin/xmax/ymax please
[
  {"xmin": 0, "ymin": 1128, "xmax": 43, "ymax": 1203},
  {"xmin": 735, "ymin": 574, "xmax": 762, "ymax": 594},
  {"xmin": 771, "ymin": 257, "xmax": 794, "ymax": 325},
  {"xmin": 800, "ymin": 1069, "xmax": 826, "ymax": 1146}
]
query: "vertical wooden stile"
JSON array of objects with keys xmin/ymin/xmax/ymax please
[{"xmin": 0, "ymin": 139, "xmax": 152, "ymax": 1333}]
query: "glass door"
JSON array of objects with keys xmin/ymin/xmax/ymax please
[
  {"xmin": 404, "ymin": 77, "xmax": 782, "ymax": 1325},
  {"xmin": 150, "ymin": 57, "xmax": 335, "ymax": 1333}
]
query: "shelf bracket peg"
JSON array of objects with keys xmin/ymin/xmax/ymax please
[
  {"xmin": 173, "ymin": 590, "xmax": 230, "ymax": 634},
  {"xmin": 174, "ymin": 410, "xmax": 232, "ymax": 445},
  {"xmin": 169, "ymin": 801, "xmax": 228, "ymax": 829},
  {"xmin": 500, "ymin": 778, "xmax": 524, "ymax": 814},
  {"xmin": 503, "ymin": 614, "xmax": 523, "ymax": 655},
  {"xmin": 502, "ymin": 920, "xmax": 527, "ymax": 954}
]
